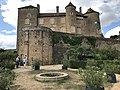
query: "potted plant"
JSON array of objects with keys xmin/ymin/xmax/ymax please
[
  {"xmin": 32, "ymin": 60, "xmax": 40, "ymax": 70},
  {"xmin": 62, "ymin": 60, "xmax": 68, "ymax": 70},
  {"xmin": 102, "ymin": 62, "xmax": 117, "ymax": 83},
  {"xmin": 79, "ymin": 66, "xmax": 108, "ymax": 90}
]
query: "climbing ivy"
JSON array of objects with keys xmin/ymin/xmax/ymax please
[
  {"xmin": 86, "ymin": 36, "xmax": 97, "ymax": 47},
  {"xmin": 52, "ymin": 32, "xmax": 97, "ymax": 47}
]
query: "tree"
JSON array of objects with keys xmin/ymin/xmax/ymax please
[{"xmin": 66, "ymin": 45, "xmax": 95, "ymax": 60}]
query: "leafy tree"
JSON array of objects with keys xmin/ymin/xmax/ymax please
[
  {"xmin": 66, "ymin": 45, "xmax": 95, "ymax": 60},
  {"xmin": 96, "ymin": 47, "xmax": 120, "ymax": 60}
]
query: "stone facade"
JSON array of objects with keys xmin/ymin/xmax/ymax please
[
  {"xmin": 18, "ymin": 26, "xmax": 52, "ymax": 65},
  {"xmin": 17, "ymin": 2, "xmax": 103, "ymax": 65}
]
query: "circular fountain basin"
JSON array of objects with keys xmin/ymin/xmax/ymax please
[{"xmin": 35, "ymin": 72, "xmax": 69, "ymax": 82}]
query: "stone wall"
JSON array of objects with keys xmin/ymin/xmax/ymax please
[{"xmin": 19, "ymin": 26, "xmax": 53, "ymax": 65}]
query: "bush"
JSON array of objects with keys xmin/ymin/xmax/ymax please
[
  {"xmin": 79, "ymin": 66, "xmax": 108, "ymax": 89},
  {"xmin": 32, "ymin": 60, "xmax": 40, "ymax": 70},
  {"xmin": 0, "ymin": 60, "xmax": 16, "ymax": 69},
  {"xmin": 0, "ymin": 67, "xmax": 15, "ymax": 89},
  {"xmin": 114, "ymin": 65, "xmax": 120, "ymax": 74},
  {"xmin": 62, "ymin": 60, "xmax": 69, "ymax": 66},
  {"xmin": 0, "ymin": 51, "xmax": 17, "ymax": 69},
  {"xmin": 68, "ymin": 60, "xmax": 87, "ymax": 69}
]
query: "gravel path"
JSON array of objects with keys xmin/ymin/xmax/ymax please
[{"xmin": 11, "ymin": 65, "xmax": 120, "ymax": 90}]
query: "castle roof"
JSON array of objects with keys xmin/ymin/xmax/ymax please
[
  {"xmin": 85, "ymin": 8, "xmax": 99, "ymax": 14},
  {"xmin": 18, "ymin": 5, "xmax": 37, "ymax": 9},
  {"xmin": 65, "ymin": 2, "xmax": 76, "ymax": 9},
  {"xmin": 38, "ymin": 12, "xmax": 86, "ymax": 18},
  {"xmin": 39, "ymin": 13, "xmax": 66, "ymax": 17}
]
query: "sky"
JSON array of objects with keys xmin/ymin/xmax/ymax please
[{"xmin": 0, "ymin": 0, "xmax": 120, "ymax": 49}]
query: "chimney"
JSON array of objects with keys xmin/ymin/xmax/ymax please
[
  {"xmin": 37, "ymin": 4, "xmax": 40, "ymax": 13},
  {"xmin": 79, "ymin": 7, "xmax": 82, "ymax": 13},
  {"xmin": 56, "ymin": 6, "xmax": 59, "ymax": 13}
]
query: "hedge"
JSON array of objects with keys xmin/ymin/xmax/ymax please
[{"xmin": 64, "ymin": 60, "xmax": 120, "ymax": 69}]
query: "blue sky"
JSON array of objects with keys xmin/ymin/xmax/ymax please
[{"xmin": 0, "ymin": 0, "xmax": 120, "ymax": 49}]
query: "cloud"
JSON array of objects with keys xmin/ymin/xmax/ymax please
[
  {"xmin": 74, "ymin": 0, "xmax": 120, "ymax": 26},
  {"xmin": 1, "ymin": 0, "xmax": 120, "ymax": 28},
  {"xmin": 99, "ymin": 1, "xmax": 120, "ymax": 26},
  {"xmin": 104, "ymin": 26, "xmax": 120, "ymax": 38},
  {"xmin": 0, "ymin": 0, "xmax": 71, "ymax": 28},
  {"xmin": 0, "ymin": 0, "xmax": 120, "ymax": 49},
  {"xmin": 1, "ymin": 29, "xmax": 16, "ymax": 34},
  {"xmin": 0, "ymin": 34, "xmax": 16, "ymax": 49}
]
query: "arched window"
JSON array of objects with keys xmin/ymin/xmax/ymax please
[
  {"xmin": 70, "ymin": 12, "xmax": 73, "ymax": 15},
  {"xmin": 27, "ymin": 13, "xmax": 31, "ymax": 18}
]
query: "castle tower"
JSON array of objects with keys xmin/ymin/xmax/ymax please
[
  {"xmin": 22, "ymin": 26, "xmax": 53, "ymax": 65},
  {"xmin": 84, "ymin": 8, "xmax": 101, "ymax": 37},
  {"xmin": 65, "ymin": 2, "xmax": 76, "ymax": 33},
  {"xmin": 17, "ymin": 5, "xmax": 39, "ymax": 60}
]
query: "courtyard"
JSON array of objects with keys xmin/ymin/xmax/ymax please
[{"xmin": 10, "ymin": 65, "xmax": 120, "ymax": 90}]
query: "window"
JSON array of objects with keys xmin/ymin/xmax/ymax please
[
  {"xmin": 25, "ymin": 31, "xmax": 28, "ymax": 41},
  {"xmin": 25, "ymin": 18, "xmax": 30, "ymax": 25},
  {"xmin": 50, "ymin": 18, "xmax": 54, "ymax": 24},
  {"xmin": 71, "ymin": 26, "xmax": 75, "ymax": 33},
  {"xmin": 60, "ymin": 27, "xmax": 66, "ymax": 32},
  {"xmin": 35, "ymin": 36, "xmax": 37, "ymax": 38},
  {"xmin": 61, "ymin": 18, "xmax": 65, "ymax": 23},
  {"xmin": 70, "ymin": 12, "xmax": 73, "ymax": 15},
  {"xmin": 39, "ymin": 19, "xmax": 44, "ymax": 24},
  {"xmin": 27, "ymin": 13, "xmax": 31, "ymax": 18},
  {"xmin": 77, "ymin": 28, "xmax": 81, "ymax": 34}
]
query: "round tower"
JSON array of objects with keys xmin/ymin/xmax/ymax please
[
  {"xmin": 17, "ymin": 5, "xmax": 39, "ymax": 59},
  {"xmin": 65, "ymin": 2, "xmax": 76, "ymax": 33},
  {"xmin": 84, "ymin": 8, "xmax": 101, "ymax": 37},
  {"xmin": 21, "ymin": 26, "xmax": 53, "ymax": 65}
]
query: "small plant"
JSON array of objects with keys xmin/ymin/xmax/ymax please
[
  {"xmin": 79, "ymin": 66, "xmax": 108, "ymax": 90},
  {"xmin": 102, "ymin": 62, "xmax": 116, "ymax": 74},
  {"xmin": 102, "ymin": 62, "xmax": 117, "ymax": 83},
  {"xmin": 32, "ymin": 60, "xmax": 40, "ymax": 70},
  {"xmin": 62, "ymin": 60, "xmax": 69, "ymax": 66},
  {"xmin": 62, "ymin": 60, "xmax": 69, "ymax": 70}
]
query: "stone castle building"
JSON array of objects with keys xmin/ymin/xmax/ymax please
[{"xmin": 17, "ymin": 2, "xmax": 102, "ymax": 65}]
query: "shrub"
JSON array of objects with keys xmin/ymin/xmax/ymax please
[
  {"xmin": 62, "ymin": 59, "xmax": 69, "ymax": 66},
  {"xmin": 32, "ymin": 60, "xmax": 40, "ymax": 70},
  {"xmin": 0, "ymin": 67, "xmax": 15, "ymax": 89},
  {"xmin": 79, "ymin": 66, "xmax": 108, "ymax": 89},
  {"xmin": 114, "ymin": 65, "xmax": 120, "ymax": 74},
  {"xmin": 0, "ymin": 51, "xmax": 17, "ymax": 69},
  {"xmin": 68, "ymin": 60, "xmax": 87, "ymax": 69},
  {"xmin": 102, "ymin": 62, "xmax": 116, "ymax": 74}
]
